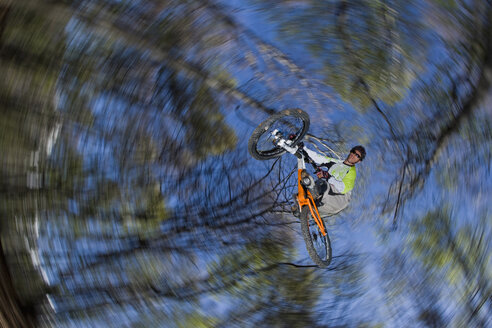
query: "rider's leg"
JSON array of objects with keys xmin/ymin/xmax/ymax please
[
  {"xmin": 314, "ymin": 179, "xmax": 328, "ymax": 201},
  {"xmin": 300, "ymin": 177, "xmax": 327, "ymax": 202},
  {"xmin": 317, "ymin": 186, "xmax": 351, "ymax": 217}
]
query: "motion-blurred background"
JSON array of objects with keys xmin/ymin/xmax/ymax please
[{"xmin": 0, "ymin": 0, "xmax": 490, "ymax": 327}]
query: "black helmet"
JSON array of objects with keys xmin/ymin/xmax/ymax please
[{"xmin": 350, "ymin": 145, "xmax": 366, "ymax": 161}]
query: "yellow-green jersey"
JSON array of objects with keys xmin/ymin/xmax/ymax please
[
  {"xmin": 304, "ymin": 148, "xmax": 357, "ymax": 194},
  {"xmin": 324, "ymin": 157, "xmax": 356, "ymax": 194}
]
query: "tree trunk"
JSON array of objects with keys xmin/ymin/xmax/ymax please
[{"xmin": 0, "ymin": 241, "xmax": 32, "ymax": 328}]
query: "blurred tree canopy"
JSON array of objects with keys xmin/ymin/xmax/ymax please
[
  {"xmin": 0, "ymin": 0, "xmax": 490, "ymax": 327},
  {"xmin": 383, "ymin": 207, "xmax": 491, "ymax": 327}
]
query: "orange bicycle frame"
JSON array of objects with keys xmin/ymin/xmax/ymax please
[{"xmin": 296, "ymin": 169, "xmax": 327, "ymax": 236}]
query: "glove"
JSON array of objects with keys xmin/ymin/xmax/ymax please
[{"xmin": 316, "ymin": 169, "xmax": 330, "ymax": 180}]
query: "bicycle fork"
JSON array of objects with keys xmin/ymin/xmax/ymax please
[
  {"xmin": 272, "ymin": 130, "xmax": 326, "ymax": 236},
  {"xmin": 296, "ymin": 161, "xmax": 326, "ymax": 236}
]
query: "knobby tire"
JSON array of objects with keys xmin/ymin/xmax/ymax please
[
  {"xmin": 300, "ymin": 206, "xmax": 332, "ymax": 267},
  {"xmin": 248, "ymin": 108, "xmax": 310, "ymax": 160}
]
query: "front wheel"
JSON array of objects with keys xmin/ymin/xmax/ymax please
[
  {"xmin": 248, "ymin": 108, "xmax": 310, "ymax": 160},
  {"xmin": 300, "ymin": 206, "xmax": 332, "ymax": 267}
]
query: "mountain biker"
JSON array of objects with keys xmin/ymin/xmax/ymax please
[{"xmin": 295, "ymin": 145, "xmax": 366, "ymax": 217}]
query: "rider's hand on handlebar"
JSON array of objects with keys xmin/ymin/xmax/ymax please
[
  {"xmin": 316, "ymin": 169, "xmax": 330, "ymax": 180},
  {"xmin": 288, "ymin": 134, "xmax": 304, "ymax": 148}
]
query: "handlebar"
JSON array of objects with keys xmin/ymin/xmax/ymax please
[
  {"xmin": 297, "ymin": 148, "xmax": 320, "ymax": 172},
  {"xmin": 272, "ymin": 130, "xmax": 325, "ymax": 173}
]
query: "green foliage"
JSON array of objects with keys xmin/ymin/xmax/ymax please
[
  {"xmin": 176, "ymin": 313, "xmax": 220, "ymax": 328},
  {"xmin": 408, "ymin": 208, "xmax": 491, "ymax": 326},
  {"xmin": 206, "ymin": 238, "xmax": 323, "ymax": 326},
  {"xmin": 0, "ymin": 1, "xmax": 240, "ymax": 324},
  {"xmin": 184, "ymin": 81, "xmax": 238, "ymax": 158},
  {"xmin": 1, "ymin": 0, "xmax": 491, "ymax": 326},
  {"xmin": 253, "ymin": 0, "xmax": 423, "ymax": 110}
]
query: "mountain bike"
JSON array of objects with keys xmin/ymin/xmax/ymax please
[{"xmin": 248, "ymin": 109, "xmax": 332, "ymax": 267}]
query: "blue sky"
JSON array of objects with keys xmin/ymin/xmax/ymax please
[{"xmin": 25, "ymin": 0, "xmax": 491, "ymax": 326}]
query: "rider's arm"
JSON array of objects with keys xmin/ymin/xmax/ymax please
[
  {"xmin": 303, "ymin": 147, "xmax": 335, "ymax": 166},
  {"xmin": 328, "ymin": 166, "xmax": 356, "ymax": 194},
  {"xmin": 328, "ymin": 177, "xmax": 345, "ymax": 193}
]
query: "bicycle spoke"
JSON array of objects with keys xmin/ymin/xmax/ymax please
[
  {"xmin": 300, "ymin": 208, "xmax": 331, "ymax": 267},
  {"xmin": 308, "ymin": 218, "xmax": 327, "ymax": 259},
  {"xmin": 248, "ymin": 109, "xmax": 310, "ymax": 161},
  {"xmin": 254, "ymin": 117, "xmax": 305, "ymax": 152}
]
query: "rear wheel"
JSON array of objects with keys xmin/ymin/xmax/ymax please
[
  {"xmin": 300, "ymin": 206, "xmax": 332, "ymax": 267},
  {"xmin": 248, "ymin": 109, "xmax": 310, "ymax": 160}
]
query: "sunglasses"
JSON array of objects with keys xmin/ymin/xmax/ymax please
[{"xmin": 351, "ymin": 151, "xmax": 362, "ymax": 160}]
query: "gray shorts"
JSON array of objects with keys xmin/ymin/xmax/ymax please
[
  {"xmin": 317, "ymin": 183, "xmax": 351, "ymax": 217},
  {"xmin": 304, "ymin": 176, "xmax": 351, "ymax": 218}
]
